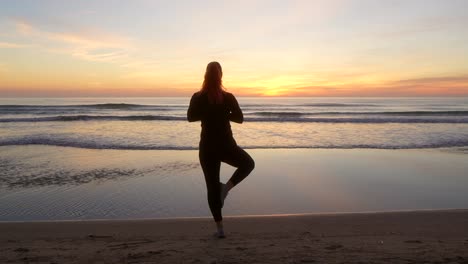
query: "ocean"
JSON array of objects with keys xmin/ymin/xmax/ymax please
[
  {"xmin": 1, "ymin": 97, "xmax": 468, "ymax": 150},
  {"xmin": 1, "ymin": 97, "xmax": 468, "ymax": 221}
]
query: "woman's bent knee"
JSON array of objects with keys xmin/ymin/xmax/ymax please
[{"xmin": 246, "ymin": 157, "xmax": 255, "ymax": 172}]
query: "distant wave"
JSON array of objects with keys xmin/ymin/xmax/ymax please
[
  {"xmin": 1, "ymin": 114, "xmax": 468, "ymax": 123},
  {"xmin": 246, "ymin": 117, "xmax": 468, "ymax": 123},
  {"xmin": 249, "ymin": 112, "xmax": 305, "ymax": 117},
  {"xmin": 0, "ymin": 115, "xmax": 185, "ymax": 122},
  {"xmin": 0, "ymin": 138, "xmax": 196, "ymax": 150},
  {"xmin": 1, "ymin": 103, "xmax": 156, "ymax": 108},
  {"xmin": 0, "ymin": 103, "xmax": 184, "ymax": 111},
  {"xmin": 251, "ymin": 111, "xmax": 468, "ymax": 116},
  {"xmin": 298, "ymin": 103, "xmax": 378, "ymax": 107},
  {"xmin": 84, "ymin": 103, "xmax": 144, "ymax": 108},
  {"xmin": 241, "ymin": 103, "xmax": 379, "ymax": 107},
  {"xmin": 0, "ymin": 103, "xmax": 143, "ymax": 109},
  {"xmin": 0, "ymin": 102, "xmax": 382, "ymax": 110},
  {"xmin": 1, "ymin": 137, "xmax": 468, "ymax": 150}
]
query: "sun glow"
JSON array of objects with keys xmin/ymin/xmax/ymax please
[{"xmin": 262, "ymin": 88, "xmax": 288, "ymax": 97}]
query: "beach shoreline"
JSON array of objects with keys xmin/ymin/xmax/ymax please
[{"xmin": 1, "ymin": 209, "xmax": 467, "ymax": 263}]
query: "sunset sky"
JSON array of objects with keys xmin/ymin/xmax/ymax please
[{"xmin": 1, "ymin": 0, "xmax": 467, "ymax": 97}]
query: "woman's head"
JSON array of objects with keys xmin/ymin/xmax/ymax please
[
  {"xmin": 201, "ymin": 61, "xmax": 224, "ymax": 103},
  {"xmin": 202, "ymin": 61, "xmax": 223, "ymax": 91}
]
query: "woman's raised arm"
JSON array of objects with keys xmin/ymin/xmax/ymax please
[
  {"xmin": 228, "ymin": 94, "xmax": 243, "ymax": 124},
  {"xmin": 187, "ymin": 93, "xmax": 202, "ymax": 122}
]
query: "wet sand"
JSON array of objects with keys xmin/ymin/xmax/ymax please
[
  {"xmin": 1, "ymin": 210, "xmax": 468, "ymax": 263},
  {"xmin": 2, "ymin": 146, "xmax": 468, "ymax": 222}
]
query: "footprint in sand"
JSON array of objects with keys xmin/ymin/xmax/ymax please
[
  {"xmin": 300, "ymin": 258, "xmax": 316, "ymax": 263},
  {"xmin": 13, "ymin": 248, "xmax": 29, "ymax": 253},
  {"xmin": 324, "ymin": 244, "xmax": 343, "ymax": 250},
  {"xmin": 404, "ymin": 240, "xmax": 422, "ymax": 244},
  {"xmin": 235, "ymin": 246, "xmax": 248, "ymax": 251}
]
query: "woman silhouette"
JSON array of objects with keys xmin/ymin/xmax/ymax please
[{"xmin": 187, "ymin": 61, "xmax": 255, "ymax": 238}]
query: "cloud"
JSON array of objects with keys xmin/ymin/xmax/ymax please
[
  {"xmin": 13, "ymin": 19, "xmax": 132, "ymax": 63},
  {"xmin": 0, "ymin": 63, "xmax": 7, "ymax": 72},
  {"xmin": 46, "ymin": 30, "xmax": 130, "ymax": 49},
  {"xmin": 0, "ymin": 41, "xmax": 28, "ymax": 48},
  {"xmin": 15, "ymin": 21, "xmax": 33, "ymax": 35},
  {"xmin": 394, "ymin": 76, "xmax": 468, "ymax": 85},
  {"xmin": 70, "ymin": 49, "xmax": 129, "ymax": 62},
  {"xmin": 379, "ymin": 75, "xmax": 468, "ymax": 96},
  {"xmin": 2, "ymin": 74, "xmax": 466, "ymax": 97},
  {"xmin": 372, "ymin": 15, "xmax": 468, "ymax": 39},
  {"xmin": 284, "ymin": 75, "xmax": 468, "ymax": 97}
]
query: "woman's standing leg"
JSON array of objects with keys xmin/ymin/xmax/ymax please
[{"xmin": 199, "ymin": 148, "xmax": 225, "ymax": 237}]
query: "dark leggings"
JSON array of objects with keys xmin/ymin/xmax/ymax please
[{"xmin": 199, "ymin": 144, "xmax": 255, "ymax": 222}]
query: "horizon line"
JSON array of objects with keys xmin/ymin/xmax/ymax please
[{"xmin": 1, "ymin": 95, "xmax": 468, "ymax": 98}]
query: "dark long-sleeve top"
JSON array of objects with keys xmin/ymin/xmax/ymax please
[{"xmin": 187, "ymin": 91, "xmax": 243, "ymax": 146}]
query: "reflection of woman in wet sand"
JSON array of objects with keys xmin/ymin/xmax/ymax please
[{"xmin": 187, "ymin": 61, "xmax": 255, "ymax": 238}]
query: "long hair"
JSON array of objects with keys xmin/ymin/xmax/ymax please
[{"xmin": 201, "ymin": 61, "xmax": 224, "ymax": 104}]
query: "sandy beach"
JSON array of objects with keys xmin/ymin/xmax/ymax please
[
  {"xmin": 1, "ymin": 146, "xmax": 468, "ymax": 263},
  {"xmin": 1, "ymin": 209, "xmax": 467, "ymax": 263}
]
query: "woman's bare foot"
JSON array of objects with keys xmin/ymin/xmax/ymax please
[
  {"xmin": 213, "ymin": 230, "xmax": 226, "ymax": 238},
  {"xmin": 215, "ymin": 221, "xmax": 226, "ymax": 238}
]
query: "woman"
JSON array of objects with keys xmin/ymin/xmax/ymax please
[{"xmin": 187, "ymin": 61, "xmax": 255, "ymax": 238}]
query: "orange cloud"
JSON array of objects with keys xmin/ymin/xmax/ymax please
[
  {"xmin": 0, "ymin": 41, "xmax": 29, "ymax": 48},
  {"xmin": 2, "ymin": 75, "xmax": 467, "ymax": 97},
  {"xmin": 13, "ymin": 19, "xmax": 132, "ymax": 63},
  {"xmin": 15, "ymin": 21, "xmax": 33, "ymax": 35},
  {"xmin": 280, "ymin": 75, "xmax": 468, "ymax": 97},
  {"xmin": 0, "ymin": 87, "xmax": 193, "ymax": 97}
]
